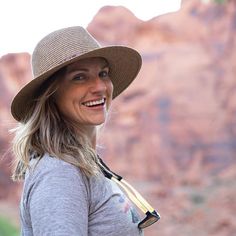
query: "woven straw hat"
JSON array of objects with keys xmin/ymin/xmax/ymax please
[{"xmin": 11, "ymin": 26, "xmax": 142, "ymax": 122}]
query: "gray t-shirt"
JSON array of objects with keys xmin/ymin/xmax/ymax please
[{"xmin": 20, "ymin": 153, "xmax": 143, "ymax": 236}]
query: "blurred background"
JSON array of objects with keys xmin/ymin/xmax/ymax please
[{"xmin": 0, "ymin": 0, "xmax": 236, "ymax": 235}]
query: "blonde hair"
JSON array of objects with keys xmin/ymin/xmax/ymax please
[{"xmin": 11, "ymin": 70, "xmax": 100, "ymax": 181}]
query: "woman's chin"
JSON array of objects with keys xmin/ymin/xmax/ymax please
[
  {"xmin": 84, "ymin": 118, "xmax": 106, "ymax": 126},
  {"xmin": 94, "ymin": 120, "xmax": 106, "ymax": 126}
]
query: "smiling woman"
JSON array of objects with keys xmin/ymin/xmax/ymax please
[{"xmin": 9, "ymin": 26, "xmax": 161, "ymax": 236}]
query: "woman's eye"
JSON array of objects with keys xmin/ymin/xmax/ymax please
[
  {"xmin": 99, "ymin": 70, "xmax": 109, "ymax": 78},
  {"xmin": 73, "ymin": 74, "xmax": 86, "ymax": 81}
]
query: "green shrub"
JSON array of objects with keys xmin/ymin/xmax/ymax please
[
  {"xmin": 0, "ymin": 216, "xmax": 20, "ymax": 236},
  {"xmin": 214, "ymin": 0, "xmax": 228, "ymax": 4}
]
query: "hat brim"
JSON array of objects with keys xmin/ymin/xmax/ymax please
[{"xmin": 11, "ymin": 46, "xmax": 142, "ymax": 122}]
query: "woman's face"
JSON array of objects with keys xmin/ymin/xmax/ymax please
[{"xmin": 54, "ymin": 57, "xmax": 113, "ymax": 128}]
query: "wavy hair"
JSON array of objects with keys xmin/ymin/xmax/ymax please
[{"xmin": 11, "ymin": 70, "xmax": 101, "ymax": 181}]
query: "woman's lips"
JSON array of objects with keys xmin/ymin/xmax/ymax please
[{"xmin": 82, "ymin": 98, "xmax": 106, "ymax": 108}]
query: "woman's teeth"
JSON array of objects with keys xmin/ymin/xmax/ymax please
[{"xmin": 83, "ymin": 98, "xmax": 105, "ymax": 107}]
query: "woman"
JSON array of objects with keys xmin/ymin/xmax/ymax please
[{"xmin": 11, "ymin": 26, "xmax": 159, "ymax": 236}]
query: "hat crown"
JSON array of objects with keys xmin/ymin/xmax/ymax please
[{"xmin": 32, "ymin": 26, "xmax": 101, "ymax": 78}]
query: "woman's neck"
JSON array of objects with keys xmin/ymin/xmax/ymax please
[{"xmin": 76, "ymin": 125, "xmax": 97, "ymax": 149}]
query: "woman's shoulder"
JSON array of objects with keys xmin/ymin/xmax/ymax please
[
  {"xmin": 31, "ymin": 153, "xmax": 75, "ymax": 169},
  {"xmin": 21, "ymin": 153, "xmax": 91, "ymax": 210},
  {"xmin": 26, "ymin": 153, "xmax": 86, "ymax": 183}
]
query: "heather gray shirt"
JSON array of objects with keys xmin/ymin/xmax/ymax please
[{"xmin": 20, "ymin": 153, "xmax": 143, "ymax": 236}]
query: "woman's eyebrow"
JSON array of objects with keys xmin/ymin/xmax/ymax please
[
  {"xmin": 102, "ymin": 62, "xmax": 109, "ymax": 68},
  {"xmin": 67, "ymin": 67, "xmax": 88, "ymax": 73}
]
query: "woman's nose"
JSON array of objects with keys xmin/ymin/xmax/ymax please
[{"xmin": 90, "ymin": 76, "xmax": 106, "ymax": 93}]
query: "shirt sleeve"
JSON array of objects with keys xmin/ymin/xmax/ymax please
[{"xmin": 27, "ymin": 161, "xmax": 89, "ymax": 236}]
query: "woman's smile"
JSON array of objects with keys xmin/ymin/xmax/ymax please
[{"xmin": 82, "ymin": 97, "xmax": 106, "ymax": 108}]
